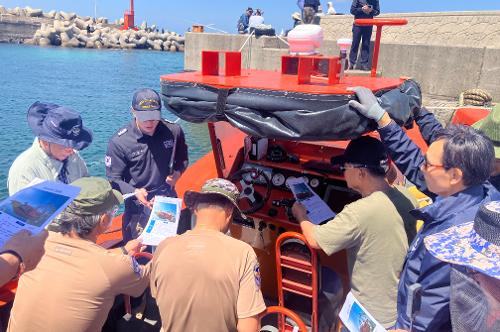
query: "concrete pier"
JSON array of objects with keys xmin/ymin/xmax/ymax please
[{"xmin": 0, "ymin": 14, "xmax": 50, "ymax": 43}]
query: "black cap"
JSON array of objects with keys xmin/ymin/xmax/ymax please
[{"xmin": 331, "ymin": 136, "xmax": 389, "ymax": 173}]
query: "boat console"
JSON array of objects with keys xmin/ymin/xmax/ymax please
[{"xmin": 206, "ymin": 120, "xmax": 360, "ymax": 298}]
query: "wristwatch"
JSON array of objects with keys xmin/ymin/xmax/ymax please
[
  {"xmin": 120, "ymin": 246, "xmax": 129, "ymax": 255},
  {"xmin": 0, "ymin": 249, "xmax": 26, "ymax": 276}
]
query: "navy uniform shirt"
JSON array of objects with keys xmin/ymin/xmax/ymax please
[
  {"xmin": 350, "ymin": 0, "xmax": 380, "ymax": 19},
  {"xmin": 105, "ymin": 120, "xmax": 188, "ymax": 195}
]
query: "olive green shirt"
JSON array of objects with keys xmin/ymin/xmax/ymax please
[
  {"xmin": 313, "ymin": 186, "xmax": 417, "ymax": 328},
  {"xmin": 7, "ymin": 139, "xmax": 88, "ymax": 195}
]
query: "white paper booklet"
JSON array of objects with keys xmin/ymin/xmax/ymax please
[
  {"xmin": 0, "ymin": 180, "xmax": 80, "ymax": 247},
  {"xmin": 339, "ymin": 292, "xmax": 387, "ymax": 332},
  {"xmin": 286, "ymin": 177, "xmax": 335, "ymax": 225},
  {"xmin": 139, "ymin": 196, "xmax": 182, "ymax": 246}
]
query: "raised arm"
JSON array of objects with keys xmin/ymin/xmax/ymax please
[{"xmin": 348, "ymin": 87, "xmax": 435, "ymax": 198}]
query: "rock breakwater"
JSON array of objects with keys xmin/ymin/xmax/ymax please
[{"xmin": 0, "ymin": 5, "xmax": 184, "ymax": 51}]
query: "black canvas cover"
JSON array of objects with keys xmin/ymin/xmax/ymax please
[{"xmin": 160, "ymin": 79, "xmax": 422, "ymax": 141}]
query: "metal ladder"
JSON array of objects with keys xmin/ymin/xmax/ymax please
[{"xmin": 275, "ymin": 231, "xmax": 319, "ymax": 332}]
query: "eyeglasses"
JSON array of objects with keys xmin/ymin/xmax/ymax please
[{"xmin": 421, "ymin": 157, "xmax": 446, "ymax": 171}]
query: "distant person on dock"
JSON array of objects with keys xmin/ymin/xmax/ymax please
[
  {"xmin": 303, "ymin": 0, "xmax": 321, "ymax": 24},
  {"xmin": 349, "ymin": 0, "xmax": 380, "ymax": 71},
  {"xmin": 292, "ymin": 136, "xmax": 418, "ymax": 328},
  {"xmin": 150, "ymin": 178, "xmax": 266, "ymax": 332},
  {"xmin": 106, "ymin": 88, "xmax": 188, "ymax": 242},
  {"xmin": 349, "ymin": 86, "xmax": 500, "ymax": 332},
  {"xmin": 291, "ymin": 12, "xmax": 303, "ymax": 28},
  {"xmin": 237, "ymin": 7, "xmax": 253, "ymax": 34},
  {"xmin": 7, "ymin": 177, "xmax": 148, "ymax": 332},
  {"xmin": 248, "ymin": 9, "xmax": 265, "ymax": 30},
  {"xmin": 7, "ymin": 102, "xmax": 92, "ymax": 195}
]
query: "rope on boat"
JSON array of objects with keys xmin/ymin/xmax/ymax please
[{"xmin": 459, "ymin": 88, "xmax": 493, "ymax": 107}]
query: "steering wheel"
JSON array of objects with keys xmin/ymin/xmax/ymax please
[{"xmin": 230, "ymin": 168, "xmax": 272, "ymax": 214}]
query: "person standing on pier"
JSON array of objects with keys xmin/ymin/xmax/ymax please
[
  {"xmin": 105, "ymin": 88, "xmax": 188, "ymax": 242},
  {"xmin": 7, "ymin": 102, "xmax": 92, "ymax": 195},
  {"xmin": 302, "ymin": 0, "xmax": 321, "ymax": 24},
  {"xmin": 349, "ymin": 0, "xmax": 380, "ymax": 71}
]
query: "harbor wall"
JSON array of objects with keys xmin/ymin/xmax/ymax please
[
  {"xmin": 184, "ymin": 11, "xmax": 500, "ymax": 102},
  {"xmin": 0, "ymin": 14, "xmax": 49, "ymax": 42}
]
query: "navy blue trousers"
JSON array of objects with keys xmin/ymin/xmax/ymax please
[{"xmin": 349, "ymin": 24, "xmax": 373, "ymax": 67}]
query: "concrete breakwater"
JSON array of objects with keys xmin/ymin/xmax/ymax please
[{"xmin": 0, "ymin": 5, "xmax": 185, "ymax": 51}]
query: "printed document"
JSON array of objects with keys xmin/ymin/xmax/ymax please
[
  {"xmin": 287, "ymin": 177, "xmax": 335, "ymax": 225},
  {"xmin": 0, "ymin": 180, "xmax": 80, "ymax": 247},
  {"xmin": 339, "ymin": 292, "xmax": 387, "ymax": 332},
  {"xmin": 139, "ymin": 196, "xmax": 182, "ymax": 246}
]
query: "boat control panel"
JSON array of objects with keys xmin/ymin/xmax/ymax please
[{"xmin": 209, "ymin": 122, "xmax": 358, "ymax": 298}]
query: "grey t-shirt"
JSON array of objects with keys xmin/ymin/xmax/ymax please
[{"xmin": 313, "ymin": 186, "xmax": 417, "ymax": 328}]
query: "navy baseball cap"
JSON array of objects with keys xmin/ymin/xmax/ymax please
[
  {"xmin": 131, "ymin": 88, "xmax": 162, "ymax": 122},
  {"xmin": 331, "ymin": 136, "xmax": 389, "ymax": 174}
]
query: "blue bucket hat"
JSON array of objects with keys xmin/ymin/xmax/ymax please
[
  {"xmin": 131, "ymin": 88, "xmax": 162, "ymax": 122},
  {"xmin": 424, "ymin": 201, "xmax": 500, "ymax": 279},
  {"xmin": 27, "ymin": 101, "xmax": 93, "ymax": 150}
]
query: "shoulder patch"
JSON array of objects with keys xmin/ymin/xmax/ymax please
[
  {"xmin": 118, "ymin": 128, "xmax": 128, "ymax": 136},
  {"xmin": 104, "ymin": 155, "xmax": 112, "ymax": 167},
  {"xmin": 253, "ymin": 262, "xmax": 261, "ymax": 288},
  {"xmin": 131, "ymin": 257, "xmax": 142, "ymax": 277}
]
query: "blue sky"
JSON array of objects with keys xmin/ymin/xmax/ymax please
[{"xmin": 3, "ymin": 1, "xmax": 500, "ymax": 34}]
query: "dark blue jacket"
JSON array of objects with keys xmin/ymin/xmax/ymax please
[
  {"xmin": 378, "ymin": 121, "xmax": 500, "ymax": 331},
  {"xmin": 304, "ymin": 0, "xmax": 321, "ymax": 9},
  {"xmin": 350, "ymin": 0, "xmax": 380, "ymax": 19},
  {"xmin": 237, "ymin": 13, "xmax": 250, "ymax": 31},
  {"xmin": 413, "ymin": 107, "xmax": 443, "ymax": 146}
]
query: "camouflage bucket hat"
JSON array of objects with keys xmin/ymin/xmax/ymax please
[
  {"xmin": 67, "ymin": 177, "xmax": 123, "ymax": 216},
  {"xmin": 184, "ymin": 178, "xmax": 243, "ymax": 216},
  {"xmin": 424, "ymin": 201, "xmax": 500, "ymax": 279},
  {"xmin": 473, "ymin": 104, "xmax": 500, "ymax": 158}
]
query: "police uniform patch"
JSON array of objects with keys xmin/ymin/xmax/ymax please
[
  {"xmin": 253, "ymin": 262, "xmax": 261, "ymax": 288},
  {"xmin": 131, "ymin": 257, "xmax": 142, "ymax": 277},
  {"xmin": 163, "ymin": 140, "xmax": 174, "ymax": 149},
  {"xmin": 118, "ymin": 128, "xmax": 128, "ymax": 136},
  {"xmin": 105, "ymin": 155, "xmax": 112, "ymax": 167},
  {"xmin": 71, "ymin": 126, "xmax": 81, "ymax": 136}
]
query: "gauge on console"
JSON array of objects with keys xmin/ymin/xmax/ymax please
[
  {"xmin": 271, "ymin": 173, "xmax": 286, "ymax": 187},
  {"xmin": 309, "ymin": 178, "xmax": 320, "ymax": 188}
]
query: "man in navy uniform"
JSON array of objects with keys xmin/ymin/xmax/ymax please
[
  {"xmin": 106, "ymin": 88, "xmax": 188, "ymax": 242},
  {"xmin": 349, "ymin": 0, "xmax": 380, "ymax": 71}
]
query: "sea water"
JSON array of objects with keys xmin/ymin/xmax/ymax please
[{"xmin": 0, "ymin": 43, "xmax": 211, "ymax": 198}]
